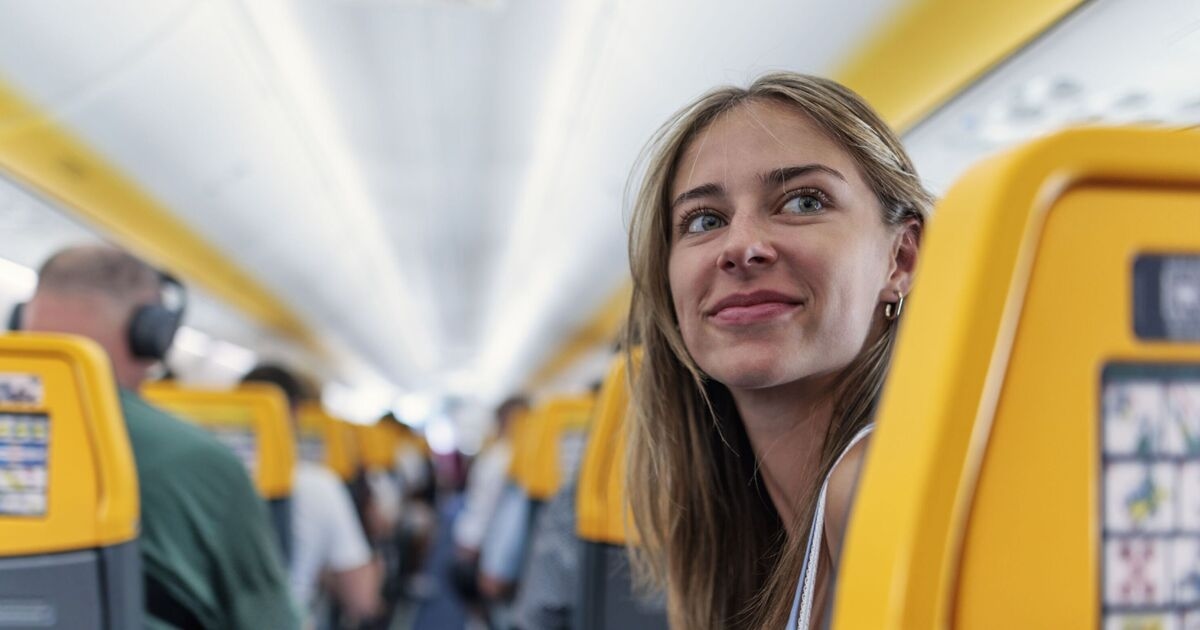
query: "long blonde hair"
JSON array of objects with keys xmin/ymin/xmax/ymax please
[{"xmin": 624, "ymin": 72, "xmax": 932, "ymax": 629}]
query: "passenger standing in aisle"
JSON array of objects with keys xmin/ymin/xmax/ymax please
[
  {"xmin": 24, "ymin": 245, "xmax": 299, "ymax": 629},
  {"xmin": 623, "ymin": 73, "xmax": 930, "ymax": 629}
]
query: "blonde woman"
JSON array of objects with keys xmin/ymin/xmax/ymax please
[{"xmin": 625, "ymin": 72, "xmax": 931, "ymax": 629}]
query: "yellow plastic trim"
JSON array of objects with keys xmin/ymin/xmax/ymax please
[
  {"xmin": 524, "ymin": 394, "xmax": 596, "ymax": 501},
  {"xmin": 576, "ymin": 350, "xmax": 640, "ymax": 545},
  {"xmin": 141, "ymin": 382, "xmax": 296, "ymax": 499},
  {"xmin": 0, "ymin": 333, "xmax": 138, "ymax": 555},
  {"xmin": 0, "ymin": 80, "xmax": 313, "ymax": 343},
  {"xmin": 507, "ymin": 407, "xmax": 538, "ymax": 483},
  {"xmin": 330, "ymin": 420, "xmax": 362, "ymax": 480},
  {"xmin": 525, "ymin": 285, "xmax": 631, "ymax": 391},
  {"xmin": 834, "ymin": 0, "xmax": 1086, "ymax": 131},
  {"xmin": 833, "ymin": 127, "xmax": 1200, "ymax": 630}
]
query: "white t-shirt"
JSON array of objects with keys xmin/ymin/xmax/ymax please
[{"xmin": 290, "ymin": 461, "xmax": 373, "ymax": 609}]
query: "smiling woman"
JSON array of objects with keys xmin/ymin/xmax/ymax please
[{"xmin": 624, "ymin": 72, "xmax": 932, "ymax": 630}]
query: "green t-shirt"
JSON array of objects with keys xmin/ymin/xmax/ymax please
[{"xmin": 119, "ymin": 390, "xmax": 299, "ymax": 629}]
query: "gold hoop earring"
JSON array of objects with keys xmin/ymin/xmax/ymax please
[{"xmin": 884, "ymin": 292, "xmax": 905, "ymax": 321}]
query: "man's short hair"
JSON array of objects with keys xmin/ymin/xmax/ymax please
[
  {"xmin": 37, "ymin": 245, "xmax": 161, "ymax": 300},
  {"xmin": 496, "ymin": 396, "xmax": 529, "ymax": 425},
  {"xmin": 242, "ymin": 364, "xmax": 312, "ymax": 408}
]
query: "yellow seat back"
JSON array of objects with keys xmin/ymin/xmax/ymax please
[
  {"xmin": 524, "ymin": 394, "xmax": 595, "ymax": 501},
  {"xmin": 298, "ymin": 403, "xmax": 361, "ymax": 481},
  {"xmin": 355, "ymin": 421, "xmax": 401, "ymax": 473},
  {"xmin": 833, "ymin": 128, "xmax": 1200, "ymax": 629},
  {"xmin": 142, "ymin": 382, "xmax": 295, "ymax": 499},
  {"xmin": 295, "ymin": 402, "xmax": 328, "ymax": 465},
  {"xmin": 0, "ymin": 334, "xmax": 137, "ymax": 553},
  {"xmin": 0, "ymin": 333, "xmax": 141, "ymax": 628},
  {"xmin": 577, "ymin": 351, "xmax": 639, "ymax": 545},
  {"xmin": 507, "ymin": 406, "xmax": 538, "ymax": 485}
]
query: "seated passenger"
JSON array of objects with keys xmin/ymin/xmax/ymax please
[
  {"xmin": 24, "ymin": 245, "xmax": 298, "ymax": 629},
  {"xmin": 623, "ymin": 73, "xmax": 930, "ymax": 629},
  {"xmin": 452, "ymin": 397, "xmax": 526, "ymax": 609},
  {"xmin": 241, "ymin": 364, "xmax": 382, "ymax": 625}
]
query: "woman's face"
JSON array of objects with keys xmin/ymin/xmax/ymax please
[{"xmin": 667, "ymin": 100, "xmax": 902, "ymax": 393}]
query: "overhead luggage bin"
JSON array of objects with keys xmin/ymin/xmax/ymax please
[
  {"xmin": 0, "ymin": 334, "xmax": 141, "ymax": 629},
  {"xmin": 141, "ymin": 382, "xmax": 296, "ymax": 562},
  {"xmin": 833, "ymin": 128, "xmax": 1200, "ymax": 630}
]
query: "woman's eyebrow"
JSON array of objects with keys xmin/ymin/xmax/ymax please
[
  {"xmin": 671, "ymin": 182, "xmax": 725, "ymax": 210},
  {"xmin": 762, "ymin": 164, "xmax": 847, "ymax": 187}
]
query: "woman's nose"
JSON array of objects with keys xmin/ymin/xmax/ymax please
[{"xmin": 717, "ymin": 217, "xmax": 777, "ymax": 272}]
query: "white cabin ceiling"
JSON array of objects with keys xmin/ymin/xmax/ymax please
[{"xmin": 0, "ymin": 0, "xmax": 904, "ymax": 407}]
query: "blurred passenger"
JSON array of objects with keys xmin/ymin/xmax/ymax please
[
  {"xmin": 476, "ymin": 401, "xmax": 537, "ymax": 629},
  {"xmin": 513, "ymin": 386, "xmax": 598, "ymax": 629},
  {"xmin": 510, "ymin": 482, "xmax": 578, "ymax": 630},
  {"xmin": 451, "ymin": 397, "xmax": 527, "ymax": 609},
  {"xmin": 624, "ymin": 73, "xmax": 930, "ymax": 629},
  {"xmin": 242, "ymin": 364, "xmax": 383, "ymax": 626},
  {"xmin": 24, "ymin": 245, "xmax": 298, "ymax": 629},
  {"xmin": 378, "ymin": 414, "xmax": 438, "ymax": 597},
  {"xmin": 476, "ymin": 481, "xmax": 529, "ymax": 601},
  {"xmin": 362, "ymin": 462, "xmax": 403, "ymax": 547}
]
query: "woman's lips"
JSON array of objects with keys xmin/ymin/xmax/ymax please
[{"xmin": 709, "ymin": 301, "xmax": 800, "ymax": 325}]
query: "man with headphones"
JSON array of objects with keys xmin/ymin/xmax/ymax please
[{"xmin": 22, "ymin": 244, "xmax": 298, "ymax": 629}]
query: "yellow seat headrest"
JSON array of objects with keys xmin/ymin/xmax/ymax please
[
  {"xmin": 576, "ymin": 349, "xmax": 641, "ymax": 544},
  {"xmin": 142, "ymin": 382, "xmax": 295, "ymax": 499},
  {"xmin": 0, "ymin": 334, "xmax": 138, "ymax": 555}
]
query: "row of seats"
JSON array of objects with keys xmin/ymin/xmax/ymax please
[
  {"xmin": 2, "ymin": 127, "xmax": 1197, "ymax": 628},
  {"xmin": 573, "ymin": 350, "xmax": 668, "ymax": 630},
  {"xmin": 142, "ymin": 382, "xmax": 298, "ymax": 562},
  {"xmin": 464, "ymin": 358, "xmax": 664, "ymax": 628},
  {"xmin": 0, "ymin": 333, "xmax": 432, "ymax": 629}
]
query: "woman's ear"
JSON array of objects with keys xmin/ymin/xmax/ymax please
[{"xmin": 881, "ymin": 218, "xmax": 921, "ymax": 300}]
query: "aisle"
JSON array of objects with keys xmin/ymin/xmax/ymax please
[{"xmin": 411, "ymin": 494, "xmax": 468, "ymax": 630}]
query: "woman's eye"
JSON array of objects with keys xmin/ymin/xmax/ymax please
[
  {"xmin": 782, "ymin": 192, "xmax": 826, "ymax": 215},
  {"xmin": 685, "ymin": 212, "xmax": 726, "ymax": 234}
]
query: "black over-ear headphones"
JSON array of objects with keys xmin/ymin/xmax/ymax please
[
  {"xmin": 8, "ymin": 269, "xmax": 187, "ymax": 361},
  {"xmin": 7, "ymin": 303, "xmax": 24, "ymax": 332},
  {"xmin": 128, "ymin": 270, "xmax": 187, "ymax": 361}
]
